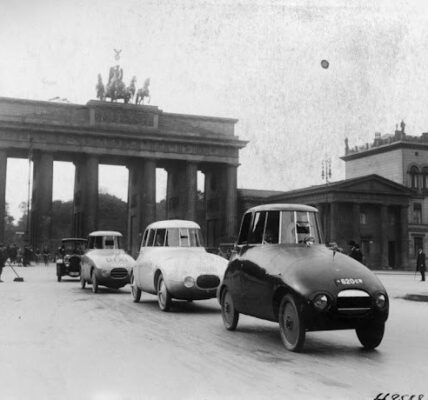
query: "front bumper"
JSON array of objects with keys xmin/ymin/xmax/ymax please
[
  {"xmin": 94, "ymin": 268, "xmax": 130, "ymax": 288},
  {"xmin": 167, "ymin": 279, "xmax": 220, "ymax": 300},
  {"xmin": 57, "ymin": 263, "xmax": 80, "ymax": 277},
  {"xmin": 303, "ymin": 302, "xmax": 389, "ymax": 331}
]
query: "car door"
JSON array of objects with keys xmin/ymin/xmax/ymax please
[
  {"xmin": 240, "ymin": 210, "xmax": 280, "ymax": 320},
  {"xmin": 226, "ymin": 212, "xmax": 252, "ymax": 311}
]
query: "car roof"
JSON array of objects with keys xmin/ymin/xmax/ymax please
[
  {"xmin": 88, "ymin": 231, "xmax": 123, "ymax": 237},
  {"xmin": 246, "ymin": 203, "xmax": 318, "ymax": 213},
  {"xmin": 61, "ymin": 238, "xmax": 87, "ymax": 242},
  {"xmin": 146, "ymin": 220, "xmax": 201, "ymax": 229}
]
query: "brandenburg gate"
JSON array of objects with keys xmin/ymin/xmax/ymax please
[{"xmin": 0, "ymin": 96, "xmax": 246, "ymax": 255}]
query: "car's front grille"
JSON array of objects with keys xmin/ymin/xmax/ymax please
[
  {"xmin": 196, "ymin": 274, "xmax": 220, "ymax": 289},
  {"xmin": 111, "ymin": 268, "xmax": 128, "ymax": 279},
  {"xmin": 337, "ymin": 289, "xmax": 371, "ymax": 313},
  {"xmin": 69, "ymin": 256, "xmax": 81, "ymax": 272}
]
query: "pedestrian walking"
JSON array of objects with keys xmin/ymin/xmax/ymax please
[
  {"xmin": 42, "ymin": 246, "xmax": 50, "ymax": 266},
  {"xmin": 416, "ymin": 248, "xmax": 426, "ymax": 281}
]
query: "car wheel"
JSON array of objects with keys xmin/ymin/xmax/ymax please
[
  {"xmin": 221, "ymin": 288, "xmax": 239, "ymax": 331},
  {"xmin": 356, "ymin": 321, "xmax": 385, "ymax": 350},
  {"xmin": 157, "ymin": 274, "xmax": 172, "ymax": 311},
  {"xmin": 131, "ymin": 273, "xmax": 141, "ymax": 303},
  {"xmin": 57, "ymin": 275, "xmax": 61, "ymax": 282},
  {"xmin": 80, "ymin": 275, "xmax": 86, "ymax": 289},
  {"xmin": 91, "ymin": 270, "xmax": 98, "ymax": 294},
  {"xmin": 279, "ymin": 294, "xmax": 306, "ymax": 352}
]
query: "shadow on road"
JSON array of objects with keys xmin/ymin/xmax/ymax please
[
  {"xmin": 235, "ymin": 325, "xmax": 385, "ymax": 359},
  {"xmin": 138, "ymin": 298, "xmax": 220, "ymax": 314}
]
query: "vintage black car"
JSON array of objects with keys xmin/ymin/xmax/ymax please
[
  {"xmin": 218, "ymin": 204, "xmax": 389, "ymax": 352},
  {"xmin": 56, "ymin": 238, "xmax": 87, "ymax": 282}
]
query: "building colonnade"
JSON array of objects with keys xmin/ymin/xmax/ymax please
[{"xmin": 0, "ymin": 151, "xmax": 238, "ymax": 257}]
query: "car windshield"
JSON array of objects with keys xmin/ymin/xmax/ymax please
[
  {"xmin": 143, "ymin": 228, "xmax": 202, "ymax": 247},
  {"xmin": 62, "ymin": 240, "xmax": 86, "ymax": 254},
  {"xmin": 280, "ymin": 211, "xmax": 322, "ymax": 244},
  {"xmin": 88, "ymin": 235, "xmax": 122, "ymax": 249}
]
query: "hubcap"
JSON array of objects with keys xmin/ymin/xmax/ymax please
[
  {"xmin": 223, "ymin": 293, "xmax": 233, "ymax": 323},
  {"xmin": 158, "ymin": 280, "xmax": 166, "ymax": 305},
  {"xmin": 283, "ymin": 303, "xmax": 298, "ymax": 344}
]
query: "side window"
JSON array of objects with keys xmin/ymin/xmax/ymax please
[
  {"xmin": 154, "ymin": 229, "xmax": 166, "ymax": 246},
  {"xmin": 141, "ymin": 230, "xmax": 148, "ymax": 247},
  {"xmin": 166, "ymin": 228, "xmax": 179, "ymax": 246},
  {"xmin": 237, "ymin": 213, "xmax": 252, "ymax": 244},
  {"xmin": 281, "ymin": 211, "xmax": 296, "ymax": 244},
  {"xmin": 94, "ymin": 236, "xmax": 103, "ymax": 249},
  {"xmin": 248, "ymin": 211, "xmax": 266, "ymax": 244},
  {"xmin": 104, "ymin": 236, "xmax": 115, "ymax": 249},
  {"xmin": 147, "ymin": 229, "xmax": 155, "ymax": 247},
  {"xmin": 263, "ymin": 211, "xmax": 279, "ymax": 244},
  {"xmin": 179, "ymin": 228, "xmax": 190, "ymax": 247}
]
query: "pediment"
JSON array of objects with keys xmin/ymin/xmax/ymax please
[{"xmin": 333, "ymin": 175, "xmax": 409, "ymax": 195}]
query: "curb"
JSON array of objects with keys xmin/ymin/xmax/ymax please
[{"xmin": 401, "ymin": 294, "xmax": 428, "ymax": 302}]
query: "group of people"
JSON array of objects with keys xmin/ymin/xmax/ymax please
[{"xmin": 0, "ymin": 243, "xmax": 52, "ymax": 282}]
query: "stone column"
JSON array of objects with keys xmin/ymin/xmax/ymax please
[
  {"xmin": 72, "ymin": 155, "xmax": 98, "ymax": 237},
  {"xmin": 85, "ymin": 156, "xmax": 99, "ymax": 234},
  {"xmin": 0, "ymin": 150, "xmax": 7, "ymax": 243},
  {"xmin": 166, "ymin": 161, "xmax": 197, "ymax": 219},
  {"xmin": 400, "ymin": 205, "xmax": 409, "ymax": 269},
  {"xmin": 380, "ymin": 205, "xmax": 389, "ymax": 268},
  {"xmin": 204, "ymin": 166, "xmax": 223, "ymax": 247},
  {"xmin": 224, "ymin": 164, "xmax": 238, "ymax": 240},
  {"xmin": 352, "ymin": 203, "xmax": 361, "ymax": 244},
  {"xmin": 329, "ymin": 202, "xmax": 338, "ymax": 243},
  {"xmin": 31, "ymin": 151, "xmax": 53, "ymax": 250},
  {"xmin": 127, "ymin": 159, "xmax": 156, "ymax": 257}
]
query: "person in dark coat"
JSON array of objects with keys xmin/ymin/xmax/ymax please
[
  {"xmin": 416, "ymin": 248, "xmax": 426, "ymax": 281},
  {"xmin": 353, "ymin": 244, "xmax": 363, "ymax": 263},
  {"xmin": 0, "ymin": 243, "xmax": 7, "ymax": 282}
]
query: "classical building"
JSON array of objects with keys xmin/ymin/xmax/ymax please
[
  {"xmin": 342, "ymin": 122, "xmax": 428, "ymax": 268},
  {"xmin": 238, "ymin": 122, "xmax": 428, "ymax": 270},
  {"xmin": 239, "ymin": 175, "xmax": 410, "ymax": 270},
  {"xmin": 0, "ymin": 96, "xmax": 246, "ymax": 256}
]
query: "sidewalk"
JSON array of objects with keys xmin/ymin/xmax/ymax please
[
  {"xmin": 2, "ymin": 264, "xmax": 427, "ymax": 302},
  {"xmin": 374, "ymin": 270, "xmax": 428, "ymax": 302}
]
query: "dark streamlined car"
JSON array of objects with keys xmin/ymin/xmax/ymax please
[{"xmin": 218, "ymin": 204, "xmax": 389, "ymax": 352}]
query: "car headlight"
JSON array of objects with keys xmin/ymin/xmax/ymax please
[
  {"xmin": 101, "ymin": 269, "xmax": 110, "ymax": 278},
  {"xmin": 375, "ymin": 293, "xmax": 387, "ymax": 309},
  {"xmin": 313, "ymin": 294, "xmax": 329, "ymax": 311},
  {"xmin": 184, "ymin": 276, "xmax": 195, "ymax": 288}
]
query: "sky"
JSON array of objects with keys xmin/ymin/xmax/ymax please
[{"xmin": 2, "ymin": 0, "xmax": 428, "ymax": 221}]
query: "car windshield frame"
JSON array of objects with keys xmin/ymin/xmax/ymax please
[
  {"xmin": 237, "ymin": 209, "xmax": 323, "ymax": 246},
  {"xmin": 142, "ymin": 227, "xmax": 204, "ymax": 248},
  {"xmin": 61, "ymin": 240, "xmax": 87, "ymax": 255}
]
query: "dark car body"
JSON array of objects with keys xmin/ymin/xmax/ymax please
[
  {"xmin": 218, "ymin": 204, "xmax": 389, "ymax": 352},
  {"xmin": 56, "ymin": 238, "xmax": 87, "ymax": 282}
]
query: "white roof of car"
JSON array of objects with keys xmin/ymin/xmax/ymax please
[
  {"xmin": 247, "ymin": 203, "xmax": 318, "ymax": 213},
  {"xmin": 88, "ymin": 231, "xmax": 123, "ymax": 237},
  {"xmin": 146, "ymin": 220, "xmax": 201, "ymax": 230}
]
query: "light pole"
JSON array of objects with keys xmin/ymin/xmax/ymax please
[
  {"xmin": 24, "ymin": 139, "xmax": 33, "ymax": 245},
  {"xmin": 321, "ymin": 156, "xmax": 332, "ymax": 184}
]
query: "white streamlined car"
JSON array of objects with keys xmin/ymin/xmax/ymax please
[
  {"xmin": 131, "ymin": 220, "xmax": 228, "ymax": 311},
  {"xmin": 81, "ymin": 231, "xmax": 135, "ymax": 293}
]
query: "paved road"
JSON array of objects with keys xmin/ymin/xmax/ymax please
[{"xmin": 0, "ymin": 265, "xmax": 427, "ymax": 400}]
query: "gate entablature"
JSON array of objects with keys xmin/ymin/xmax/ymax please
[
  {"xmin": 0, "ymin": 96, "xmax": 247, "ymax": 250},
  {"xmin": 0, "ymin": 97, "xmax": 246, "ymax": 165}
]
